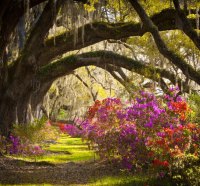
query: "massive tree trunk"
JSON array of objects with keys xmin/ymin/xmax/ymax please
[
  {"xmin": 0, "ymin": 97, "xmax": 17, "ymax": 136},
  {"xmin": 0, "ymin": 71, "xmax": 34, "ymax": 135},
  {"xmin": 0, "ymin": 0, "xmax": 64, "ymax": 136}
]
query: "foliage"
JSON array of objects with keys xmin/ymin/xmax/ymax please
[
  {"xmin": 0, "ymin": 135, "xmax": 7, "ymax": 155},
  {"xmin": 13, "ymin": 118, "xmax": 59, "ymax": 144},
  {"xmin": 11, "ymin": 135, "xmax": 96, "ymax": 164},
  {"xmin": 81, "ymin": 88, "xmax": 200, "ymax": 184},
  {"xmin": 171, "ymin": 154, "xmax": 200, "ymax": 186},
  {"xmin": 7, "ymin": 119, "xmax": 59, "ymax": 156},
  {"xmin": 9, "ymin": 134, "xmax": 45, "ymax": 156},
  {"xmin": 188, "ymin": 93, "xmax": 200, "ymax": 123}
]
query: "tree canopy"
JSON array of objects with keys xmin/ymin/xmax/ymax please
[{"xmin": 0, "ymin": 0, "xmax": 200, "ymax": 135}]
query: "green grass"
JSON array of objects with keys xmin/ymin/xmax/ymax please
[
  {"xmin": 72, "ymin": 174, "xmax": 172, "ymax": 186},
  {"xmin": 7, "ymin": 134, "xmax": 96, "ymax": 164},
  {"xmin": 87, "ymin": 175, "xmax": 149, "ymax": 186},
  {"xmin": 40, "ymin": 135, "xmax": 96, "ymax": 163}
]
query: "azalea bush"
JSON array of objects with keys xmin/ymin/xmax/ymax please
[
  {"xmin": 7, "ymin": 118, "xmax": 59, "ymax": 156},
  {"xmin": 81, "ymin": 88, "xmax": 200, "ymax": 182},
  {"xmin": 9, "ymin": 135, "xmax": 45, "ymax": 156},
  {"xmin": 58, "ymin": 123, "xmax": 82, "ymax": 137}
]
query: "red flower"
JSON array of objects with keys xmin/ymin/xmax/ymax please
[
  {"xmin": 162, "ymin": 160, "xmax": 169, "ymax": 167},
  {"xmin": 164, "ymin": 128, "xmax": 174, "ymax": 136},
  {"xmin": 153, "ymin": 159, "xmax": 160, "ymax": 166},
  {"xmin": 153, "ymin": 159, "xmax": 170, "ymax": 167},
  {"xmin": 187, "ymin": 123, "xmax": 196, "ymax": 130},
  {"xmin": 156, "ymin": 139, "xmax": 165, "ymax": 145},
  {"xmin": 170, "ymin": 101, "xmax": 189, "ymax": 121},
  {"xmin": 88, "ymin": 100, "xmax": 101, "ymax": 118},
  {"xmin": 171, "ymin": 101, "xmax": 188, "ymax": 112},
  {"xmin": 58, "ymin": 123, "xmax": 65, "ymax": 131}
]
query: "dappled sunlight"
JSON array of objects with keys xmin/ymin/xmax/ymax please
[{"xmin": 5, "ymin": 135, "xmax": 96, "ymax": 164}]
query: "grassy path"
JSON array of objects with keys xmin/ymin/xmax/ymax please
[
  {"xmin": 23, "ymin": 134, "xmax": 97, "ymax": 163},
  {"xmin": 0, "ymin": 135, "xmax": 153, "ymax": 186}
]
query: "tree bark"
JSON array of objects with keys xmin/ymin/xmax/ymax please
[
  {"xmin": 0, "ymin": 97, "xmax": 17, "ymax": 136},
  {"xmin": 0, "ymin": 0, "xmax": 48, "ymax": 58},
  {"xmin": 0, "ymin": 0, "xmax": 64, "ymax": 136}
]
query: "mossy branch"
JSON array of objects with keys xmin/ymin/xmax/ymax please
[
  {"xmin": 38, "ymin": 8, "xmax": 198, "ymax": 66},
  {"xmin": 38, "ymin": 50, "xmax": 190, "ymax": 93}
]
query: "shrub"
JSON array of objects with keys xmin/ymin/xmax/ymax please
[
  {"xmin": 188, "ymin": 93, "xmax": 200, "ymax": 123},
  {"xmin": 13, "ymin": 118, "xmax": 59, "ymax": 144},
  {"xmin": 171, "ymin": 154, "xmax": 200, "ymax": 185},
  {"xmin": 9, "ymin": 134, "xmax": 45, "ymax": 156},
  {"xmin": 81, "ymin": 88, "xmax": 200, "ymax": 184},
  {"xmin": 58, "ymin": 123, "xmax": 82, "ymax": 137},
  {"xmin": 8, "ymin": 118, "xmax": 59, "ymax": 156}
]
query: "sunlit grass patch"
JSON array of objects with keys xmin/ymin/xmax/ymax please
[
  {"xmin": 42, "ymin": 134, "xmax": 96, "ymax": 163},
  {"xmin": 6, "ymin": 134, "xmax": 96, "ymax": 164},
  {"xmin": 88, "ymin": 175, "xmax": 148, "ymax": 186},
  {"xmin": 71, "ymin": 174, "xmax": 173, "ymax": 186},
  {"xmin": 69, "ymin": 174, "xmax": 149, "ymax": 186}
]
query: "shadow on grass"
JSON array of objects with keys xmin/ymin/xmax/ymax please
[
  {"xmin": 0, "ymin": 159, "xmax": 149, "ymax": 186},
  {"xmin": 0, "ymin": 156, "xmax": 55, "ymax": 168},
  {"xmin": 0, "ymin": 158, "xmax": 173, "ymax": 186}
]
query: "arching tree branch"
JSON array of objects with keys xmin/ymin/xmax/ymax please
[
  {"xmin": 38, "ymin": 8, "xmax": 198, "ymax": 65},
  {"xmin": 2, "ymin": 0, "xmax": 65, "ymax": 108},
  {"xmin": 105, "ymin": 65, "xmax": 135, "ymax": 94},
  {"xmin": 173, "ymin": 0, "xmax": 200, "ymax": 50},
  {"xmin": 38, "ymin": 51, "xmax": 190, "ymax": 93},
  {"xmin": 24, "ymin": 0, "xmax": 64, "ymax": 56}
]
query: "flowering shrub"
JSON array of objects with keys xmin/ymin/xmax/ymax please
[
  {"xmin": 81, "ymin": 88, "xmax": 200, "ymax": 180},
  {"xmin": 9, "ymin": 135, "xmax": 45, "ymax": 156},
  {"xmin": 58, "ymin": 123, "xmax": 82, "ymax": 137},
  {"xmin": 7, "ymin": 119, "xmax": 59, "ymax": 156},
  {"xmin": 0, "ymin": 134, "xmax": 45, "ymax": 156}
]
